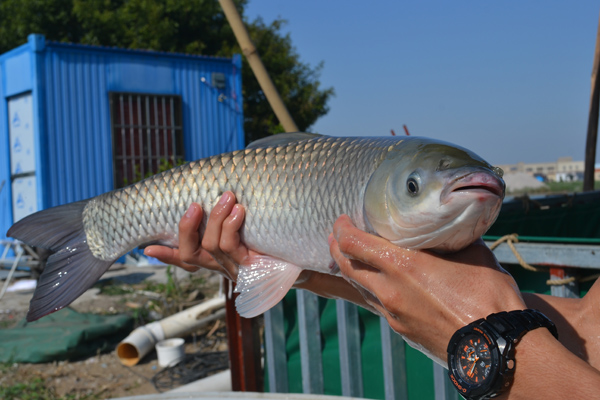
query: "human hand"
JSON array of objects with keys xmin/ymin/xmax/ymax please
[
  {"xmin": 329, "ymin": 215, "xmax": 526, "ymax": 363},
  {"xmin": 144, "ymin": 191, "xmax": 255, "ymax": 281},
  {"xmin": 145, "ymin": 192, "xmax": 362, "ymax": 303}
]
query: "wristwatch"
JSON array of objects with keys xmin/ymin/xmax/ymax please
[{"xmin": 447, "ymin": 309, "xmax": 558, "ymax": 399}]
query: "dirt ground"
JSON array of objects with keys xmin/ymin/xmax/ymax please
[{"xmin": 0, "ymin": 262, "xmax": 231, "ymax": 399}]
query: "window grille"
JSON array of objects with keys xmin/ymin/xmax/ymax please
[{"xmin": 110, "ymin": 93, "xmax": 184, "ymax": 188}]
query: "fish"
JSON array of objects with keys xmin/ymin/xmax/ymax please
[{"xmin": 7, "ymin": 133, "xmax": 505, "ymax": 321}]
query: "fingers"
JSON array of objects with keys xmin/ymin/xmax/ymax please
[
  {"xmin": 145, "ymin": 194, "xmax": 248, "ymax": 282},
  {"xmin": 330, "ymin": 215, "xmax": 416, "ymax": 323},
  {"xmin": 331, "ymin": 215, "xmax": 417, "ymax": 280},
  {"xmin": 200, "ymin": 191, "xmax": 251, "ymax": 281},
  {"xmin": 177, "ymin": 203, "xmax": 204, "ymax": 264},
  {"xmin": 200, "ymin": 192, "xmax": 236, "ymax": 256},
  {"xmin": 219, "ymin": 204, "xmax": 248, "ymax": 264},
  {"xmin": 329, "ymin": 223, "xmax": 389, "ymax": 314},
  {"xmin": 144, "ymin": 246, "xmax": 200, "ymax": 272},
  {"xmin": 145, "ymin": 203, "xmax": 208, "ymax": 272},
  {"xmin": 333, "ymin": 215, "xmax": 415, "ymax": 270},
  {"xmin": 330, "ymin": 216, "xmax": 381, "ymax": 289}
]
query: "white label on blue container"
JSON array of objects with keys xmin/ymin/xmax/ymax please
[
  {"xmin": 12, "ymin": 176, "xmax": 38, "ymax": 222},
  {"xmin": 8, "ymin": 93, "xmax": 36, "ymax": 175}
]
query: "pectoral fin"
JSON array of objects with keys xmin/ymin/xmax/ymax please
[{"xmin": 234, "ymin": 256, "xmax": 303, "ymax": 318}]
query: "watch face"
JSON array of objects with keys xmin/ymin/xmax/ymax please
[{"xmin": 454, "ymin": 332, "xmax": 493, "ymax": 386}]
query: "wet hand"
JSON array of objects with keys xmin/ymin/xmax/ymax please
[
  {"xmin": 144, "ymin": 191, "xmax": 255, "ymax": 281},
  {"xmin": 329, "ymin": 214, "xmax": 526, "ymax": 362}
]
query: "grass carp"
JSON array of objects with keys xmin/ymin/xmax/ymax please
[{"xmin": 8, "ymin": 133, "xmax": 505, "ymax": 321}]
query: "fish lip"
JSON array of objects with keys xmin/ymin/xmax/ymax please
[{"xmin": 442, "ymin": 170, "xmax": 505, "ymax": 203}]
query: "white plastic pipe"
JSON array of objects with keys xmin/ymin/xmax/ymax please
[{"xmin": 117, "ymin": 296, "xmax": 226, "ymax": 366}]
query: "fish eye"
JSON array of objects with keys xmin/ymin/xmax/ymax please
[{"xmin": 406, "ymin": 173, "xmax": 420, "ymax": 196}]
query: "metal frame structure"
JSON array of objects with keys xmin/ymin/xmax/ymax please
[
  {"xmin": 227, "ymin": 241, "xmax": 599, "ymax": 400},
  {"xmin": 0, "ymin": 240, "xmax": 40, "ymax": 299}
]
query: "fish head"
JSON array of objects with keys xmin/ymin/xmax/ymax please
[{"xmin": 364, "ymin": 137, "xmax": 505, "ymax": 252}]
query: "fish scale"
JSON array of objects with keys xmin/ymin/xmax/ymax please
[
  {"xmin": 8, "ymin": 134, "xmax": 504, "ymax": 321},
  {"xmin": 91, "ymin": 137, "xmax": 387, "ymax": 268}
]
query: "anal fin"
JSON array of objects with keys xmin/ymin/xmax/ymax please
[{"xmin": 234, "ymin": 256, "xmax": 303, "ymax": 318}]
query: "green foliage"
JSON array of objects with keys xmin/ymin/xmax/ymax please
[
  {"xmin": 96, "ymin": 281, "xmax": 133, "ymax": 296},
  {"xmin": 94, "ymin": 266, "xmax": 207, "ymax": 325},
  {"xmin": 0, "ymin": 0, "xmax": 334, "ymax": 143},
  {"xmin": 239, "ymin": 17, "xmax": 334, "ymax": 141},
  {"xmin": 122, "ymin": 157, "xmax": 186, "ymax": 186},
  {"xmin": 0, "ymin": 377, "xmax": 55, "ymax": 400},
  {"xmin": 0, "ymin": 376, "xmax": 101, "ymax": 400}
]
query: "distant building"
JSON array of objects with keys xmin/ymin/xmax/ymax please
[{"xmin": 497, "ymin": 156, "xmax": 585, "ymax": 182}]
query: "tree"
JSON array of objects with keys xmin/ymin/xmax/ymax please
[{"xmin": 0, "ymin": 0, "xmax": 334, "ymax": 143}]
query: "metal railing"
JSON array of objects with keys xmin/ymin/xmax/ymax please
[
  {"xmin": 261, "ymin": 240, "xmax": 600, "ymax": 400},
  {"xmin": 0, "ymin": 240, "xmax": 41, "ymax": 299},
  {"xmin": 264, "ymin": 292, "xmax": 459, "ymax": 400}
]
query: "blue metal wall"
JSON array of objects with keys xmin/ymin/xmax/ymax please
[
  {"xmin": 0, "ymin": 34, "xmax": 244, "ymax": 240},
  {"xmin": 0, "ymin": 38, "xmax": 37, "ymax": 242}
]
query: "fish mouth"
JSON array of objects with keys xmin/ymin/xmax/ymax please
[{"xmin": 443, "ymin": 170, "xmax": 505, "ymax": 202}]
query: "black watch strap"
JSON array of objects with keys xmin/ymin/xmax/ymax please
[
  {"xmin": 484, "ymin": 309, "xmax": 559, "ymax": 344},
  {"xmin": 448, "ymin": 309, "xmax": 559, "ymax": 400}
]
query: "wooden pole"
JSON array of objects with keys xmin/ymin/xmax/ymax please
[
  {"xmin": 219, "ymin": 0, "xmax": 299, "ymax": 133},
  {"xmin": 583, "ymin": 10, "xmax": 600, "ymax": 192}
]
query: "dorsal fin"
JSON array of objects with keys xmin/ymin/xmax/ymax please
[{"xmin": 245, "ymin": 132, "xmax": 323, "ymax": 150}]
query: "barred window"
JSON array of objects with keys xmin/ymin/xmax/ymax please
[{"xmin": 110, "ymin": 93, "xmax": 184, "ymax": 188}]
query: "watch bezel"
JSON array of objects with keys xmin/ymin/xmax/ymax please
[{"xmin": 447, "ymin": 322, "xmax": 507, "ymax": 399}]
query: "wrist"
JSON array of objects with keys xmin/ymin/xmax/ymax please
[
  {"xmin": 447, "ymin": 309, "xmax": 558, "ymax": 400},
  {"xmin": 500, "ymin": 328, "xmax": 600, "ymax": 399}
]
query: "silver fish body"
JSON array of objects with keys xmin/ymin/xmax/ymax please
[
  {"xmin": 83, "ymin": 135, "xmax": 393, "ymax": 270},
  {"xmin": 8, "ymin": 134, "xmax": 505, "ymax": 320}
]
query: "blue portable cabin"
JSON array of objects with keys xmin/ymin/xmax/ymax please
[{"xmin": 0, "ymin": 34, "xmax": 244, "ymax": 241}]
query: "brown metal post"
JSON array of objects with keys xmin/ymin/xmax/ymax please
[
  {"xmin": 584, "ymin": 10, "xmax": 600, "ymax": 192},
  {"xmin": 224, "ymin": 278, "xmax": 263, "ymax": 392}
]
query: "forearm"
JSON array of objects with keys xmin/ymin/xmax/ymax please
[
  {"xmin": 499, "ymin": 329, "xmax": 600, "ymax": 399},
  {"xmin": 522, "ymin": 291, "xmax": 600, "ymax": 369},
  {"xmin": 293, "ymin": 270, "xmax": 378, "ymax": 314}
]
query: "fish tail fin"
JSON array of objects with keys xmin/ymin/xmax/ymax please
[
  {"xmin": 7, "ymin": 200, "xmax": 114, "ymax": 321},
  {"xmin": 234, "ymin": 256, "xmax": 303, "ymax": 318}
]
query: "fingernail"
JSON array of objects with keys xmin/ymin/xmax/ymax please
[
  {"xmin": 218, "ymin": 192, "xmax": 230, "ymax": 205},
  {"xmin": 185, "ymin": 204, "xmax": 197, "ymax": 219},
  {"xmin": 328, "ymin": 233, "xmax": 334, "ymax": 245},
  {"xmin": 230, "ymin": 204, "xmax": 241, "ymax": 220}
]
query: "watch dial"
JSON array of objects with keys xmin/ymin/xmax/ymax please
[{"xmin": 455, "ymin": 333, "xmax": 492, "ymax": 386}]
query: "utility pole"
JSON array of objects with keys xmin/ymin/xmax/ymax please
[
  {"xmin": 583, "ymin": 10, "xmax": 600, "ymax": 191},
  {"xmin": 219, "ymin": 0, "xmax": 299, "ymax": 133}
]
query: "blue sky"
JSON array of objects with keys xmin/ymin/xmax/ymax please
[{"xmin": 245, "ymin": 1, "xmax": 600, "ymax": 165}]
